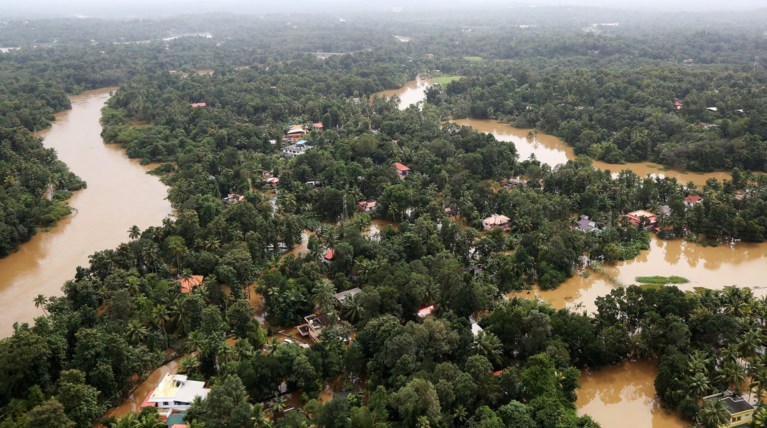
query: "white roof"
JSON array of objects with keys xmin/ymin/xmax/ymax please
[
  {"xmin": 147, "ymin": 373, "xmax": 209, "ymax": 404},
  {"xmin": 471, "ymin": 322, "xmax": 484, "ymax": 337}
]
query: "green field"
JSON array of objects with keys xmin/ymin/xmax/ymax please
[
  {"xmin": 463, "ymin": 56, "xmax": 483, "ymax": 61},
  {"xmin": 635, "ymin": 275, "xmax": 690, "ymax": 285},
  {"xmin": 432, "ymin": 75, "xmax": 463, "ymax": 85}
]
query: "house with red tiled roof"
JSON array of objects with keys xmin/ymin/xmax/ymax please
[
  {"xmin": 191, "ymin": 102, "xmax": 206, "ymax": 108},
  {"xmin": 312, "ymin": 122, "xmax": 324, "ymax": 130},
  {"xmin": 357, "ymin": 200, "xmax": 377, "ymax": 213},
  {"xmin": 322, "ymin": 248, "xmax": 335, "ymax": 266},
  {"xmin": 178, "ymin": 275, "xmax": 204, "ymax": 294},
  {"xmin": 684, "ymin": 194, "xmax": 703, "ymax": 207},
  {"xmin": 393, "ymin": 162, "xmax": 411, "ymax": 179},
  {"xmin": 417, "ymin": 305, "xmax": 435, "ymax": 318},
  {"xmin": 625, "ymin": 210, "xmax": 657, "ymax": 229}
]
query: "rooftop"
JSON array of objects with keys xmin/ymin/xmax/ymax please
[
  {"xmin": 393, "ymin": 162, "xmax": 410, "ymax": 172},
  {"xmin": 148, "ymin": 374, "xmax": 209, "ymax": 405},
  {"xmin": 335, "ymin": 287, "xmax": 362, "ymax": 304},
  {"xmin": 178, "ymin": 275, "xmax": 204, "ymax": 294},
  {"xmin": 417, "ymin": 305, "xmax": 435, "ymax": 318},
  {"xmin": 720, "ymin": 396, "xmax": 754, "ymax": 414}
]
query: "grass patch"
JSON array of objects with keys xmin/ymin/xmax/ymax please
[
  {"xmin": 635, "ymin": 275, "xmax": 689, "ymax": 285},
  {"xmin": 432, "ymin": 75, "xmax": 463, "ymax": 85},
  {"xmin": 463, "ymin": 56, "xmax": 483, "ymax": 61}
]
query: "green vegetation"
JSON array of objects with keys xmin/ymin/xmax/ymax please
[
  {"xmin": 431, "ymin": 75, "xmax": 463, "ymax": 85},
  {"xmin": 1, "ymin": 9, "xmax": 767, "ymax": 428},
  {"xmin": 635, "ymin": 276, "xmax": 690, "ymax": 285},
  {"xmin": 463, "ymin": 56, "xmax": 483, "ymax": 62}
]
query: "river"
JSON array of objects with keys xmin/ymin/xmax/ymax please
[
  {"xmin": 0, "ymin": 88, "xmax": 172, "ymax": 337},
  {"xmin": 376, "ymin": 80, "xmax": 760, "ymax": 428}
]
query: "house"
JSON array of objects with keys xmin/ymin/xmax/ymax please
[
  {"xmin": 146, "ymin": 374, "xmax": 210, "ymax": 417},
  {"xmin": 417, "ymin": 305, "xmax": 435, "ymax": 318},
  {"xmin": 298, "ymin": 314, "xmax": 330, "ymax": 342},
  {"xmin": 470, "ymin": 316, "xmax": 483, "ymax": 337},
  {"xmin": 282, "ymin": 141, "xmax": 311, "ymax": 158},
  {"xmin": 191, "ymin": 102, "xmax": 206, "ymax": 108},
  {"xmin": 673, "ymin": 100, "xmax": 683, "ymax": 110},
  {"xmin": 393, "ymin": 162, "xmax": 411, "ymax": 179},
  {"xmin": 322, "ymin": 248, "xmax": 335, "ymax": 266},
  {"xmin": 284, "ymin": 125, "xmax": 307, "ymax": 143},
  {"xmin": 482, "ymin": 214, "xmax": 511, "ymax": 231},
  {"xmin": 684, "ymin": 194, "xmax": 703, "ymax": 207},
  {"xmin": 707, "ymin": 106, "xmax": 719, "ymax": 112},
  {"xmin": 224, "ymin": 193, "xmax": 245, "ymax": 204},
  {"xmin": 625, "ymin": 210, "xmax": 657, "ymax": 229},
  {"xmin": 178, "ymin": 275, "xmax": 204, "ymax": 294},
  {"xmin": 508, "ymin": 177, "xmax": 528, "ymax": 187},
  {"xmin": 266, "ymin": 177, "xmax": 280, "ymax": 187},
  {"xmin": 702, "ymin": 393, "xmax": 755, "ymax": 428},
  {"xmin": 335, "ymin": 288, "xmax": 362, "ymax": 305},
  {"xmin": 357, "ymin": 200, "xmax": 377, "ymax": 213},
  {"xmin": 575, "ymin": 215, "xmax": 600, "ymax": 233},
  {"xmin": 312, "ymin": 122, "xmax": 324, "ymax": 131},
  {"xmin": 305, "ymin": 179, "xmax": 322, "ymax": 187},
  {"xmin": 444, "ymin": 207, "xmax": 455, "ymax": 217}
]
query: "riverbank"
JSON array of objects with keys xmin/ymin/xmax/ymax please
[{"xmin": 0, "ymin": 88, "xmax": 172, "ymax": 337}]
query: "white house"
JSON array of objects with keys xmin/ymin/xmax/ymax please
[
  {"xmin": 146, "ymin": 374, "xmax": 210, "ymax": 417},
  {"xmin": 282, "ymin": 141, "xmax": 312, "ymax": 158}
]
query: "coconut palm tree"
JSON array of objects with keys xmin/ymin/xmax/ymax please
[
  {"xmin": 472, "ymin": 331, "xmax": 504, "ymax": 367},
  {"xmin": 687, "ymin": 372, "xmax": 711, "ymax": 399},
  {"xmin": 128, "ymin": 225, "xmax": 141, "ymax": 240},
  {"xmin": 151, "ymin": 304, "xmax": 171, "ymax": 348},
  {"xmin": 126, "ymin": 319, "xmax": 149, "ymax": 346},
  {"xmin": 340, "ymin": 294, "xmax": 364, "ymax": 324},
  {"xmin": 696, "ymin": 399, "xmax": 730, "ymax": 428},
  {"xmin": 178, "ymin": 355, "xmax": 200, "ymax": 375},
  {"xmin": 33, "ymin": 294, "xmax": 47, "ymax": 315},
  {"xmin": 718, "ymin": 360, "xmax": 747, "ymax": 394},
  {"xmin": 251, "ymin": 403, "xmax": 273, "ymax": 428}
]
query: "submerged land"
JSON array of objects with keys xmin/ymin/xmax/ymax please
[{"xmin": 1, "ymin": 5, "xmax": 767, "ymax": 428}]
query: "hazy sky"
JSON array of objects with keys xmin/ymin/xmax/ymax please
[{"xmin": 2, "ymin": 0, "xmax": 766, "ymax": 18}]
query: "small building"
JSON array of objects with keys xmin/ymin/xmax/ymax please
[
  {"xmin": 282, "ymin": 141, "xmax": 311, "ymax": 158},
  {"xmin": 191, "ymin": 102, "xmax": 206, "ymax": 108},
  {"xmin": 312, "ymin": 122, "xmax": 324, "ymax": 131},
  {"xmin": 508, "ymin": 177, "xmax": 528, "ymax": 187},
  {"xmin": 684, "ymin": 194, "xmax": 703, "ymax": 207},
  {"xmin": 299, "ymin": 314, "xmax": 330, "ymax": 342},
  {"xmin": 178, "ymin": 275, "xmax": 204, "ymax": 294},
  {"xmin": 482, "ymin": 214, "xmax": 511, "ymax": 231},
  {"xmin": 224, "ymin": 193, "xmax": 245, "ymax": 204},
  {"xmin": 673, "ymin": 100, "xmax": 683, "ymax": 110},
  {"xmin": 284, "ymin": 125, "xmax": 307, "ymax": 143},
  {"xmin": 335, "ymin": 288, "xmax": 362, "ymax": 305},
  {"xmin": 417, "ymin": 305, "xmax": 435, "ymax": 318},
  {"xmin": 146, "ymin": 374, "xmax": 210, "ymax": 417},
  {"xmin": 357, "ymin": 200, "xmax": 377, "ymax": 213},
  {"xmin": 393, "ymin": 162, "xmax": 411, "ymax": 179},
  {"xmin": 266, "ymin": 177, "xmax": 280, "ymax": 187},
  {"xmin": 625, "ymin": 210, "xmax": 657, "ymax": 228},
  {"xmin": 305, "ymin": 179, "xmax": 322, "ymax": 187},
  {"xmin": 575, "ymin": 215, "xmax": 600, "ymax": 233},
  {"xmin": 322, "ymin": 248, "xmax": 335, "ymax": 266},
  {"xmin": 702, "ymin": 393, "xmax": 755, "ymax": 428},
  {"xmin": 707, "ymin": 106, "xmax": 719, "ymax": 112},
  {"xmin": 444, "ymin": 207, "xmax": 455, "ymax": 217},
  {"xmin": 470, "ymin": 316, "xmax": 483, "ymax": 337}
]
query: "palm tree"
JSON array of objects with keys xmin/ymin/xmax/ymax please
[
  {"xmin": 687, "ymin": 372, "xmax": 711, "ymax": 399},
  {"xmin": 472, "ymin": 331, "xmax": 504, "ymax": 367},
  {"xmin": 270, "ymin": 393, "xmax": 286, "ymax": 418},
  {"xmin": 33, "ymin": 294, "xmax": 47, "ymax": 315},
  {"xmin": 687, "ymin": 350, "xmax": 712, "ymax": 376},
  {"xmin": 251, "ymin": 403, "xmax": 273, "ymax": 428},
  {"xmin": 185, "ymin": 331, "xmax": 205, "ymax": 354},
  {"xmin": 128, "ymin": 225, "xmax": 141, "ymax": 240},
  {"xmin": 753, "ymin": 407, "xmax": 767, "ymax": 428},
  {"xmin": 152, "ymin": 304, "xmax": 171, "ymax": 348},
  {"xmin": 178, "ymin": 355, "xmax": 200, "ymax": 375},
  {"xmin": 718, "ymin": 360, "xmax": 747, "ymax": 393},
  {"xmin": 697, "ymin": 399, "xmax": 730, "ymax": 428},
  {"xmin": 126, "ymin": 319, "xmax": 149, "ymax": 346},
  {"xmin": 340, "ymin": 294, "xmax": 364, "ymax": 324},
  {"xmin": 452, "ymin": 405, "xmax": 468, "ymax": 425},
  {"xmin": 165, "ymin": 236, "xmax": 187, "ymax": 273}
]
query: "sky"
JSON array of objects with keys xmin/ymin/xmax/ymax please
[{"xmin": 2, "ymin": 0, "xmax": 766, "ymax": 18}]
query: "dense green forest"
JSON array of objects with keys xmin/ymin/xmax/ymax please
[{"xmin": 1, "ymin": 10, "xmax": 767, "ymax": 428}]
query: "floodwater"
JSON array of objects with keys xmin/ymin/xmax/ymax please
[
  {"xmin": 453, "ymin": 118, "xmax": 731, "ymax": 186},
  {"xmin": 578, "ymin": 360, "xmax": 685, "ymax": 428},
  {"xmin": 105, "ymin": 359, "xmax": 179, "ymax": 419},
  {"xmin": 377, "ymin": 80, "xmax": 731, "ymax": 186},
  {"xmin": 509, "ymin": 236, "xmax": 767, "ymax": 314},
  {"xmin": 372, "ymin": 77, "xmax": 432, "ymax": 110},
  {"xmin": 0, "ymin": 88, "xmax": 172, "ymax": 337}
]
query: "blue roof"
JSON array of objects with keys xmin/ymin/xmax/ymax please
[{"xmin": 296, "ymin": 140, "xmax": 306, "ymax": 145}]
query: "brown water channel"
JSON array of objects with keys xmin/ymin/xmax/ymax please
[
  {"xmin": 0, "ymin": 88, "xmax": 172, "ymax": 337},
  {"xmin": 377, "ymin": 80, "xmax": 764, "ymax": 426}
]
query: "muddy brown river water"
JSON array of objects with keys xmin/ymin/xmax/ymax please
[{"xmin": 0, "ymin": 88, "xmax": 171, "ymax": 337}]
